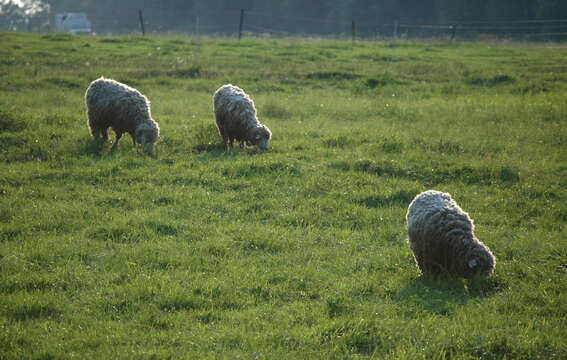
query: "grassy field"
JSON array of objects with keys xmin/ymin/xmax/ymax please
[{"xmin": 0, "ymin": 32, "xmax": 566, "ymax": 358}]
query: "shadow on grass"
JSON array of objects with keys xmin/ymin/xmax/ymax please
[
  {"xmin": 357, "ymin": 189, "xmax": 418, "ymax": 208},
  {"xmin": 396, "ymin": 274, "xmax": 508, "ymax": 315},
  {"xmin": 194, "ymin": 143, "xmax": 274, "ymax": 157},
  {"xmin": 330, "ymin": 159, "xmax": 520, "ymax": 186},
  {"xmin": 81, "ymin": 137, "xmax": 160, "ymax": 159},
  {"xmin": 222, "ymin": 160, "xmax": 298, "ymax": 178},
  {"xmin": 191, "ymin": 122, "xmax": 225, "ymax": 154},
  {"xmin": 82, "ymin": 138, "xmax": 106, "ymax": 158},
  {"xmin": 193, "ymin": 142, "xmax": 225, "ymax": 154}
]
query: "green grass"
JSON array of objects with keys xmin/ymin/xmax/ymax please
[{"xmin": 1, "ymin": 32, "xmax": 566, "ymax": 358}]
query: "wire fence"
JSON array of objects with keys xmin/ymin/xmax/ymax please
[
  {"xmin": 4, "ymin": 6, "xmax": 567, "ymax": 42},
  {"xmin": 110, "ymin": 10, "xmax": 567, "ymax": 42}
]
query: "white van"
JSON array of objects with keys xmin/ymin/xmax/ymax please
[{"xmin": 55, "ymin": 13, "xmax": 92, "ymax": 35}]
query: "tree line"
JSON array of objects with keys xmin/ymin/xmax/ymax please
[{"xmin": 2, "ymin": 0, "xmax": 567, "ymax": 38}]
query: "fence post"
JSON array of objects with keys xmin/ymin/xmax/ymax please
[
  {"xmin": 47, "ymin": 6, "xmax": 51, "ymax": 32},
  {"xmin": 138, "ymin": 9, "xmax": 145, "ymax": 35},
  {"xmin": 393, "ymin": 20, "xmax": 398, "ymax": 39},
  {"xmin": 352, "ymin": 20, "xmax": 356, "ymax": 42},
  {"xmin": 239, "ymin": 9, "xmax": 244, "ymax": 40},
  {"xmin": 391, "ymin": 20, "xmax": 398, "ymax": 63},
  {"xmin": 451, "ymin": 24, "xmax": 457, "ymax": 41},
  {"xmin": 194, "ymin": 16, "xmax": 199, "ymax": 67}
]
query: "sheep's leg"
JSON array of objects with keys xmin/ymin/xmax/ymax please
[
  {"xmin": 220, "ymin": 129, "xmax": 231, "ymax": 153},
  {"xmin": 217, "ymin": 121, "xmax": 227, "ymax": 150},
  {"xmin": 102, "ymin": 127, "xmax": 109, "ymax": 141},
  {"xmin": 228, "ymin": 138, "xmax": 234, "ymax": 154},
  {"xmin": 423, "ymin": 260, "xmax": 443, "ymax": 278},
  {"xmin": 112, "ymin": 132, "xmax": 123, "ymax": 150},
  {"xmin": 91, "ymin": 126, "xmax": 100, "ymax": 140},
  {"xmin": 413, "ymin": 254, "xmax": 426, "ymax": 274},
  {"xmin": 421, "ymin": 261, "xmax": 435, "ymax": 276}
]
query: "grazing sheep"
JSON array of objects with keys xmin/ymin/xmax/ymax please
[
  {"xmin": 213, "ymin": 84, "xmax": 271, "ymax": 153},
  {"xmin": 406, "ymin": 190, "xmax": 495, "ymax": 279},
  {"xmin": 85, "ymin": 77, "xmax": 160, "ymax": 152}
]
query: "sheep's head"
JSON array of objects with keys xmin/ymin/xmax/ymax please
[
  {"xmin": 248, "ymin": 125, "xmax": 272, "ymax": 150},
  {"xmin": 463, "ymin": 242, "xmax": 495, "ymax": 279},
  {"xmin": 135, "ymin": 121, "xmax": 160, "ymax": 152}
]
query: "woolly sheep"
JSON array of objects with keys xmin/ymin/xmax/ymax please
[
  {"xmin": 406, "ymin": 190, "xmax": 495, "ymax": 279},
  {"xmin": 85, "ymin": 77, "xmax": 160, "ymax": 152},
  {"xmin": 213, "ymin": 84, "xmax": 271, "ymax": 153}
]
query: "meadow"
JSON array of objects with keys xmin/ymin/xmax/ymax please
[{"xmin": 0, "ymin": 32, "xmax": 566, "ymax": 358}]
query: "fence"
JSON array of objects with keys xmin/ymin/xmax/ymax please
[
  {"xmin": 100, "ymin": 9, "xmax": 567, "ymax": 42},
  {"xmin": 3, "ymin": 6, "xmax": 567, "ymax": 42}
]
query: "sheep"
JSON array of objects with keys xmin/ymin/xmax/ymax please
[
  {"xmin": 85, "ymin": 77, "xmax": 160, "ymax": 152},
  {"xmin": 213, "ymin": 84, "xmax": 271, "ymax": 153},
  {"xmin": 406, "ymin": 190, "xmax": 495, "ymax": 279}
]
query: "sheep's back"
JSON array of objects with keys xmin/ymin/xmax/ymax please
[
  {"xmin": 213, "ymin": 85, "xmax": 259, "ymax": 132},
  {"xmin": 407, "ymin": 191, "xmax": 474, "ymax": 248},
  {"xmin": 86, "ymin": 78, "xmax": 150, "ymax": 133}
]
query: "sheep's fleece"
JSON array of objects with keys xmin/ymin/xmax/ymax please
[
  {"xmin": 406, "ymin": 190, "xmax": 495, "ymax": 279},
  {"xmin": 85, "ymin": 77, "xmax": 159, "ymax": 151},
  {"xmin": 213, "ymin": 84, "xmax": 271, "ymax": 152}
]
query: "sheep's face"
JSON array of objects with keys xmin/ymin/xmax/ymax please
[
  {"xmin": 463, "ymin": 248, "xmax": 495, "ymax": 279},
  {"xmin": 248, "ymin": 125, "xmax": 272, "ymax": 150},
  {"xmin": 135, "ymin": 125, "xmax": 159, "ymax": 152}
]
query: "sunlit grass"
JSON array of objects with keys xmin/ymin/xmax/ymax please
[{"xmin": 0, "ymin": 32, "xmax": 566, "ymax": 358}]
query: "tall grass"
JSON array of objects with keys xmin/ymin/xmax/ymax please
[{"xmin": 0, "ymin": 32, "xmax": 566, "ymax": 358}]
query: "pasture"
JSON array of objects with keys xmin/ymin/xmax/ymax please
[{"xmin": 0, "ymin": 32, "xmax": 566, "ymax": 358}]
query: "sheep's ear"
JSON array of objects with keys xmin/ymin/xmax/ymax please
[
  {"xmin": 468, "ymin": 259, "xmax": 478, "ymax": 269},
  {"xmin": 263, "ymin": 125, "xmax": 272, "ymax": 137}
]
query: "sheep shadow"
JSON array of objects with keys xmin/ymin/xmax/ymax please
[
  {"xmin": 81, "ymin": 138, "xmax": 158, "ymax": 158},
  {"xmin": 82, "ymin": 138, "xmax": 106, "ymax": 157},
  {"xmin": 192, "ymin": 142, "xmax": 225, "ymax": 154},
  {"xmin": 395, "ymin": 274, "xmax": 507, "ymax": 315},
  {"xmin": 193, "ymin": 142, "xmax": 272, "ymax": 157}
]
